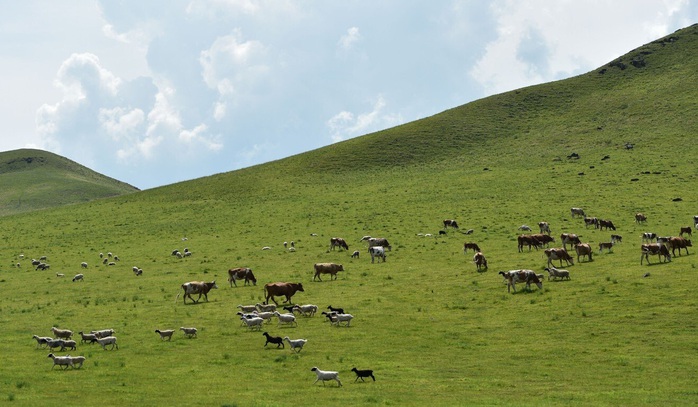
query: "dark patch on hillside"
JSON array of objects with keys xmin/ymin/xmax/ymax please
[{"xmin": 0, "ymin": 156, "xmax": 48, "ymax": 173}]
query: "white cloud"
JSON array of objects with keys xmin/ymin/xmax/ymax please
[
  {"xmin": 338, "ymin": 27, "xmax": 361, "ymax": 51},
  {"xmin": 327, "ymin": 95, "xmax": 403, "ymax": 142},
  {"xmin": 99, "ymin": 107, "xmax": 145, "ymax": 141}
]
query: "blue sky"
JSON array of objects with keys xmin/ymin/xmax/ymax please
[{"xmin": 1, "ymin": 1, "xmax": 695, "ymax": 189}]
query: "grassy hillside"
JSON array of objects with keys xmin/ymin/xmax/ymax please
[
  {"xmin": 0, "ymin": 25, "xmax": 696, "ymax": 407},
  {"xmin": 0, "ymin": 149, "xmax": 139, "ymax": 216}
]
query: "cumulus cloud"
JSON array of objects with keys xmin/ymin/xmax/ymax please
[
  {"xmin": 327, "ymin": 95, "xmax": 403, "ymax": 142},
  {"xmin": 338, "ymin": 27, "xmax": 361, "ymax": 51}
]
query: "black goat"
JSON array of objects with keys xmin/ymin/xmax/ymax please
[
  {"xmin": 262, "ymin": 332, "xmax": 284, "ymax": 348},
  {"xmin": 351, "ymin": 367, "xmax": 375, "ymax": 382},
  {"xmin": 327, "ymin": 305, "xmax": 344, "ymax": 314}
]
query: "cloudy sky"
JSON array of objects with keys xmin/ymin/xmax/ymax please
[{"xmin": 1, "ymin": 1, "xmax": 695, "ymax": 189}]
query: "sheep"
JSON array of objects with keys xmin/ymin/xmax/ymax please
[
  {"xmin": 262, "ymin": 332, "xmax": 284, "ymax": 348},
  {"xmin": 56, "ymin": 273, "xmax": 64, "ymax": 278},
  {"xmin": 237, "ymin": 304, "xmax": 257, "ymax": 313},
  {"xmin": 81, "ymin": 262, "xmax": 88, "ymax": 268},
  {"xmin": 544, "ymin": 267, "xmax": 571, "ymax": 281},
  {"xmin": 293, "ymin": 304, "xmax": 318, "ymax": 317},
  {"xmin": 180, "ymin": 327, "xmax": 198, "ymax": 338},
  {"xmin": 133, "ymin": 266, "xmax": 143, "ymax": 276},
  {"xmin": 351, "ymin": 367, "xmax": 376, "ymax": 382},
  {"xmin": 155, "ymin": 329, "xmax": 175, "ymax": 341},
  {"xmin": 69, "ymin": 355, "xmax": 86, "ymax": 369},
  {"xmin": 283, "ymin": 336, "xmax": 307, "ymax": 352},
  {"xmin": 91, "ymin": 329, "xmax": 115, "ymax": 339},
  {"xmin": 351, "ymin": 250, "xmax": 360, "ymax": 258},
  {"xmin": 60, "ymin": 340, "xmax": 77, "ymax": 351},
  {"xmin": 237, "ymin": 312, "xmax": 258, "ymax": 325},
  {"xmin": 330, "ymin": 313, "xmax": 354, "ymax": 327},
  {"xmin": 103, "ymin": 258, "xmax": 109, "ymax": 264},
  {"xmin": 51, "ymin": 327, "xmax": 73, "ymax": 339},
  {"xmin": 282, "ymin": 305, "xmax": 297, "ymax": 314},
  {"xmin": 78, "ymin": 331, "xmax": 98, "ymax": 344},
  {"xmin": 262, "ymin": 246, "xmax": 271, "ymax": 250},
  {"xmin": 255, "ymin": 303, "xmax": 277, "ymax": 312},
  {"xmin": 273, "ymin": 311, "xmax": 298, "ymax": 327},
  {"xmin": 321, "ymin": 311, "xmax": 338, "ymax": 322},
  {"xmin": 327, "ymin": 305, "xmax": 344, "ymax": 314},
  {"xmin": 252, "ymin": 311, "xmax": 274, "ymax": 323},
  {"xmin": 47, "ymin": 353, "xmax": 73, "ymax": 369},
  {"xmin": 241, "ymin": 316, "xmax": 264, "ymax": 331},
  {"xmin": 96, "ymin": 336, "xmax": 118, "ymax": 350},
  {"xmin": 46, "ymin": 339, "xmax": 66, "ymax": 352},
  {"xmin": 310, "ymin": 367, "xmax": 342, "ymax": 387},
  {"xmin": 32, "ymin": 335, "xmax": 53, "ymax": 348},
  {"xmin": 114, "ymin": 256, "xmax": 120, "ymax": 261},
  {"xmin": 72, "ymin": 273, "xmax": 84, "ymax": 282}
]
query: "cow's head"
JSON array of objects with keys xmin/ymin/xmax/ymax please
[{"xmin": 296, "ymin": 283, "xmax": 304, "ymax": 292}]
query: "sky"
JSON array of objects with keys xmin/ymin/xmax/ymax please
[{"xmin": 1, "ymin": 1, "xmax": 696, "ymax": 190}]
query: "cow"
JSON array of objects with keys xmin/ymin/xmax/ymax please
[
  {"xmin": 694, "ymin": 215, "xmax": 698, "ymax": 229},
  {"xmin": 598, "ymin": 219, "xmax": 616, "ymax": 231},
  {"xmin": 463, "ymin": 242, "xmax": 481, "ymax": 253},
  {"xmin": 538, "ymin": 221, "xmax": 551, "ymax": 235},
  {"xmin": 176, "ymin": 281, "xmax": 218, "ymax": 304},
  {"xmin": 329, "ymin": 237, "xmax": 349, "ymax": 251},
  {"xmin": 498, "ymin": 270, "xmax": 543, "ymax": 293},
  {"xmin": 531, "ymin": 234, "xmax": 554, "ymax": 247},
  {"xmin": 571, "ymin": 208, "xmax": 585, "ymax": 218},
  {"xmin": 668, "ymin": 237, "xmax": 692, "ymax": 256},
  {"xmin": 611, "ymin": 234, "xmax": 623, "ymax": 244},
  {"xmin": 545, "ymin": 248, "xmax": 574, "ymax": 268},
  {"xmin": 640, "ymin": 244, "xmax": 671, "ymax": 265},
  {"xmin": 642, "ymin": 232, "xmax": 657, "ymax": 242},
  {"xmin": 635, "ymin": 213, "xmax": 647, "ymax": 223},
  {"xmin": 679, "ymin": 226, "xmax": 692, "ymax": 237},
  {"xmin": 227, "ymin": 267, "xmax": 257, "ymax": 287},
  {"xmin": 313, "ymin": 263, "xmax": 344, "ymax": 281},
  {"xmin": 473, "ymin": 252, "xmax": 487, "ymax": 271},
  {"xmin": 367, "ymin": 238, "xmax": 391, "ymax": 251},
  {"xmin": 584, "ymin": 217, "xmax": 599, "ymax": 228},
  {"xmin": 263, "ymin": 282, "xmax": 304, "ymax": 305},
  {"xmin": 560, "ymin": 233, "xmax": 581, "ymax": 250},
  {"xmin": 575, "ymin": 243, "xmax": 593, "ymax": 262},
  {"xmin": 517, "ymin": 235, "xmax": 542, "ymax": 252},
  {"xmin": 368, "ymin": 246, "xmax": 386, "ymax": 263},
  {"xmin": 443, "ymin": 219, "xmax": 459, "ymax": 229},
  {"xmin": 599, "ymin": 242, "xmax": 614, "ymax": 253}
]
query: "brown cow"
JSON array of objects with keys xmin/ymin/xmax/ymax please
[
  {"xmin": 575, "ymin": 243, "xmax": 593, "ymax": 262},
  {"xmin": 635, "ymin": 213, "xmax": 647, "ymax": 223},
  {"xmin": 329, "ymin": 237, "xmax": 349, "ymax": 251},
  {"xmin": 641, "ymin": 244, "xmax": 671, "ymax": 265},
  {"xmin": 668, "ymin": 237, "xmax": 692, "ymax": 256},
  {"xmin": 599, "ymin": 242, "xmax": 614, "ymax": 253},
  {"xmin": 517, "ymin": 235, "xmax": 541, "ymax": 252},
  {"xmin": 313, "ymin": 263, "xmax": 344, "ymax": 281},
  {"xmin": 228, "ymin": 267, "xmax": 257, "ymax": 287},
  {"xmin": 531, "ymin": 233, "xmax": 554, "ymax": 247},
  {"xmin": 473, "ymin": 252, "xmax": 487, "ymax": 271},
  {"xmin": 584, "ymin": 217, "xmax": 599, "ymax": 228},
  {"xmin": 463, "ymin": 242, "xmax": 481, "ymax": 253},
  {"xmin": 498, "ymin": 270, "xmax": 543, "ymax": 293},
  {"xmin": 264, "ymin": 282, "xmax": 304, "ymax": 305},
  {"xmin": 176, "ymin": 281, "xmax": 218, "ymax": 304},
  {"xmin": 679, "ymin": 226, "xmax": 692, "ymax": 237},
  {"xmin": 443, "ymin": 219, "xmax": 459, "ymax": 229},
  {"xmin": 598, "ymin": 219, "xmax": 616, "ymax": 231},
  {"xmin": 560, "ymin": 233, "xmax": 581, "ymax": 250},
  {"xmin": 545, "ymin": 248, "xmax": 574, "ymax": 267}
]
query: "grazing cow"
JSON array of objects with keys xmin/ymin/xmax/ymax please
[
  {"xmin": 473, "ymin": 252, "xmax": 488, "ymax": 271},
  {"xmin": 584, "ymin": 217, "xmax": 599, "ymax": 228},
  {"xmin": 598, "ymin": 219, "xmax": 616, "ymax": 231},
  {"xmin": 517, "ymin": 235, "xmax": 542, "ymax": 252},
  {"xmin": 545, "ymin": 248, "xmax": 574, "ymax": 267},
  {"xmin": 641, "ymin": 243, "xmax": 671, "ymax": 265},
  {"xmin": 642, "ymin": 232, "xmax": 657, "ymax": 243},
  {"xmin": 635, "ymin": 213, "xmax": 647, "ymax": 223},
  {"xmin": 531, "ymin": 234, "xmax": 554, "ymax": 247},
  {"xmin": 611, "ymin": 234, "xmax": 623, "ymax": 244},
  {"xmin": 498, "ymin": 270, "xmax": 543, "ymax": 293},
  {"xmin": 368, "ymin": 246, "xmax": 386, "ymax": 263},
  {"xmin": 679, "ymin": 226, "xmax": 692, "ymax": 237},
  {"xmin": 227, "ymin": 267, "xmax": 257, "ymax": 287},
  {"xmin": 668, "ymin": 237, "xmax": 692, "ymax": 256},
  {"xmin": 575, "ymin": 243, "xmax": 593, "ymax": 262},
  {"xmin": 443, "ymin": 219, "xmax": 459, "ymax": 229},
  {"xmin": 463, "ymin": 242, "xmax": 481, "ymax": 253},
  {"xmin": 367, "ymin": 237, "xmax": 391, "ymax": 251},
  {"xmin": 329, "ymin": 237, "xmax": 349, "ymax": 251},
  {"xmin": 176, "ymin": 281, "xmax": 218, "ymax": 304},
  {"xmin": 571, "ymin": 208, "xmax": 585, "ymax": 218},
  {"xmin": 538, "ymin": 221, "xmax": 551, "ymax": 235},
  {"xmin": 599, "ymin": 242, "xmax": 614, "ymax": 253},
  {"xmin": 313, "ymin": 263, "xmax": 344, "ymax": 281},
  {"xmin": 263, "ymin": 282, "xmax": 304, "ymax": 305},
  {"xmin": 560, "ymin": 233, "xmax": 581, "ymax": 250}
]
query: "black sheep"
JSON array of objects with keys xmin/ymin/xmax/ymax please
[
  {"xmin": 351, "ymin": 367, "xmax": 375, "ymax": 382},
  {"xmin": 262, "ymin": 332, "xmax": 284, "ymax": 348}
]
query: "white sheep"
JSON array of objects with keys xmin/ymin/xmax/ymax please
[
  {"xmin": 46, "ymin": 339, "xmax": 65, "ymax": 351},
  {"xmin": 241, "ymin": 316, "xmax": 264, "ymax": 330},
  {"xmin": 180, "ymin": 327, "xmax": 198, "ymax": 338},
  {"xmin": 283, "ymin": 336, "xmax": 308, "ymax": 352},
  {"xmin": 91, "ymin": 329, "xmax": 115, "ymax": 339},
  {"xmin": 155, "ymin": 329, "xmax": 175, "ymax": 341},
  {"xmin": 237, "ymin": 304, "xmax": 257, "ymax": 313},
  {"xmin": 56, "ymin": 273, "xmax": 64, "ymax": 278},
  {"xmin": 310, "ymin": 367, "xmax": 342, "ymax": 386},
  {"xmin": 78, "ymin": 331, "xmax": 98, "ymax": 344},
  {"xmin": 255, "ymin": 303, "xmax": 277, "ymax": 312},
  {"xmin": 252, "ymin": 311, "xmax": 274, "ymax": 323},
  {"xmin": 60, "ymin": 340, "xmax": 77, "ymax": 351},
  {"xmin": 72, "ymin": 274, "xmax": 84, "ymax": 282},
  {"xmin": 96, "ymin": 336, "xmax": 118, "ymax": 350},
  {"xmin": 47, "ymin": 353, "xmax": 73, "ymax": 370},
  {"xmin": 69, "ymin": 355, "xmax": 86, "ymax": 369},
  {"xmin": 32, "ymin": 335, "xmax": 53, "ymax": 348},
  {"xmin": 132, "ymin": 266, "xmax": 143, "ymax": 276},
  {"xmin": 81, "ymin": 262, "xmax": 88, "ymax": 268},
  {"xmin": 51, "ymin": 327, "xmax": 73, "ymax": 339},
  {"xmin": 330, "ymin": 313, "xmax": 354, "ymax": 327},
  {"xmin": 293, "ymin": 304, "xmax": 318, "ymax": 317},
  {"xmin": 273, "ymin": 311, "xmax": 297, "ymax": 327}
]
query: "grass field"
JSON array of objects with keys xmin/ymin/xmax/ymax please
[{"xmin": 0, "ymin": 25, "xmax": 696, "ymax": 407}]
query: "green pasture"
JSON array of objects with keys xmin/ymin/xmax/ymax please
[{"xmin": 0, "ymin": 25, "xmax": 697, "ymax": 406}]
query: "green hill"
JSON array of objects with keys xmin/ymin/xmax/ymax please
[
  {"xmin": 0, "ymin": 25, "xmax": 696, "ymax": 407},
  {"xmin": 0, "ymin": 149, "xmax": 138, "ymax": 216}
]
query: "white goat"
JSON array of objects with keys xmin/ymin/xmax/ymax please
[
  {"xmin": 47, "ymin": 353, "xmax": 73, "ymax": 370},
  {"xmin": 273, "ymin": 311, "xmax": 298, "ymax": 327},
  {"xmin": 180, "ymin": 327, "xmax": 197, "ymax": 338},
  {"xmin": 310, "ymin": 367, "xmax": 342, "ymax": 386},
  {"xmin": 96, "ymin": 336, "xmax": 118, "ymax": 350},
  {"xmin": 155, "ymin": 329, "xmax": 175, "ymax": 341},
  {"xmin": 284, "ymin": 336, "xmax": 308, "ymax": 352}
]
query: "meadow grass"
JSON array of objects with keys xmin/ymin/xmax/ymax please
[{"xmin": 0, "ymin": 26, "xmax": 697, "ymax": 406}]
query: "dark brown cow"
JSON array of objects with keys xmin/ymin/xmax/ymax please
[
  {"xmin": 635, "ymin": 213, "xmax": 647, "ymax": 223},
  {"xmin": 560, "ymin": 233, "xmax": 581, "ymax": 250},
  {"xmin": 641, "ymin": 243, "xmax": 671, "ymax": 265},
  {"xmin": 599, "ymin": 242, "xmax": 614, "ymax": 253},
  {"xmin": 498, "ymin": 270, "xmax": 543, "ymax": 293},
  {"xmin": 584, "ymin": 217, "xmax": 598, "ymax": 228},
  {"xmin": 313, "ymin": 263, "xmax": 344, "ymax": 281},
  {"xmin": 545, "ymin": 248, "xmax": 574, "ymax": 267},
  {"xmin": 264, "ymin": 282, "xmax": 304, "ymax": 305},
  {"xmin": 531, "ymin": 233, "xmax": 554, "ymax": 247},
  {"xmin": 443, "ymin": 219, "xmax": 459, "ymax": 229},
  {"xmin": 679, "ymin": 226, "xmax": 692, "ymax": 237},
  {"xmin": 517, "ymin": 235, "xmax": 541, "ymax": 252},
  {"xmin": 463, "ymin": 242, "xmax": 481, "ymax": 253},
  {"xmin": 329, "ymin": 237, "xmax": 349, "ymax": 251},
  {"xmin": 228, "ymin": 267, "xmax": 257, "ymax": 287},
  {"xmin": 598, "ymin": 219, "xmax": 616, "ymax": 231},
  {"xmin": 176, "ymin": 281, "xmax": 218, "ymax": 304},
  {"xmin": 668, "ymin": 237, "xmax": 692, "ymax": 256},
  {"xmin": 473, "ymin": 252, "xmax": 487, "ymax": 271},
  {"xmin": 575, "ymin": 243, "xmax": 593, "ymax": 262}
]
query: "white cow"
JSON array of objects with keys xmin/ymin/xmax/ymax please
[{"xmin": 368, "ymin": 246, "xmax": 386, "ymax": 263}]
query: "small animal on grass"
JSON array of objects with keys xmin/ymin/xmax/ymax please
[
  {"xmin": 283, "ymin": 336, "xmax": 307, "ymax": 352},
  {"xmin": 155, "ymin": 329, "xmax": 175, "ymax": 341},
  {"xmin": 263, "ymin": 332, "xmax": 284, "ymax": 348},
  {"xmin": 351, "ymin": 367, "xmax": 376, "ymax": 382},
  {"xmin": 180, "ymin": 327, "xmax": 197, "ymax": 338},
  {"xmin": 310, "ymin": 367, "xmax": 342, "ymax": 387}
]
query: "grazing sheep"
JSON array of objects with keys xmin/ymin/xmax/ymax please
[
  {"xmin": 72, "ymin": 274, "xmax": 84, "ymax": 282},
  {"xmin": 262, "ymin": 332, "xmax": 284, "ymax": 348},
  {"xmin": 310, "ymin": 367, "xmax": 342, "ymax": 387},
  {"xmin": 283, "ymin": 336, "xmax": 307, "ymax": 352},
  {"xmin": 51, "ymin": 327, "xmax": 73, "ymax": 339},
  {"xmin": 47, "ymin": 353, "xmax": 73, "ymax": 369},
  {"xmin": 60, "ymin": 340, "xmax": 77, "ymax": 351},
  {"xmin": 262, "ymin": 246, "xmax": 271, "ymax": 250},
  {"xmin": 91, "ymin": 329, "xmax": 115, "ymax": 339},
  {"xmin": 241, "ymin": 316, "xmax": 265, "ymax": 330},
  {"xmin": 255, "ymin": 303, "xmax": 277, "ymax": 312},
  {"xmin": 95, "ymin": 336, "xmax": 118, "ymax": 350},
  {"xmin": 155, "ymin": 329, "xmax": 175, "ymax": 341},
  {"xmin": 81, "ymin": 262, "xmax": 88, "ymax": 268},
  {"xmin": 103, "ymin": 258, "xmax": 109, "ymax": 264},
  {"xmin": 32, "ymin": 335, "xmax": 53, "ymax": 348},
  {"xmin": 237, "ymin": 304, "xmax": 257, "ymax": 313},
  {"xmin": 133, "ymin": 266, "xmax": 143, "ymax": 276},
  {"xmin": 69, "ymin": 355, "xmax": 86, "ymax": 369},
  {"xmin": 78, "ymin": 331, "xmax": 98, "ymax": 344},
  {"xmin": 351, "ymin": 367, "xmax": 376, "ymax": 382},
  {"xmin": 351, "ymin": 250, "xmax": 360, "ymax": 258},
  {"xmin": 56, "ymin": 273, "xmax": 64, "ymax": 277},
  {"xmin": 180, "ymin": 327, "xmax": 197, "ymax": 338},
  {"xmin": 273, "ymin": 311, "xmax": 298, "ymax": 327}
]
